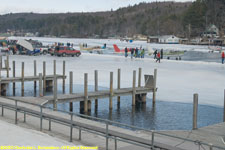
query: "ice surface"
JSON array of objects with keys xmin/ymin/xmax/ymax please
[{"xmin": 2, "ymin": 51, "xmax": 225, "ymax": 107}]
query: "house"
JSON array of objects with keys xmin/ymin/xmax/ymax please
[
  {"xmin": 147, "ymin": 36, "xmax": 159, "ymax": 43},
  {"xmin": 159, "ymin": 35, "xmax": 180, "ymax": 44},
  {"xmin": 202, "ymin": 24, "xmax": 219, "ymax": 38}
]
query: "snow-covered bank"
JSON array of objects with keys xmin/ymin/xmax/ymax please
[{"xmin": 2, "ymin": 53, "xmax": 225, "ymax": 107}]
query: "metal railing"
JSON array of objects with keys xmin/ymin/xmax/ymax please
[{"xmin": 0, "ymin": 97, "xmax": 225, "ymax": 150}]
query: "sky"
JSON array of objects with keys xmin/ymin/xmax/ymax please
[{"xmin": 0, "ymin": 0, "xmax": 194, "ymax": 15}]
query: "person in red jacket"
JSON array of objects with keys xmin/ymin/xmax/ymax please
[
  {"xmin": 156, "ymin": 52, "xmax": 161, "ymax": 63},
  {"xmin": 222, "ymin": 51, "xmax": 225, "ymax": 64}
]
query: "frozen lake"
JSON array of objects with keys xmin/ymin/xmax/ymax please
[{"xmin": 3, "ymin": 37, "xmax": 225, "ymax": 130}]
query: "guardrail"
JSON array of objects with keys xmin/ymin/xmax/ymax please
[{"xmin": 0, "ymin": 97, "xmax": 224, "ymax": 150}]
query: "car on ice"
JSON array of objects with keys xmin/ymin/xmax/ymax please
[{"xmin": 54, "ymin": 46, "xmax": 81, "ymax": 57}]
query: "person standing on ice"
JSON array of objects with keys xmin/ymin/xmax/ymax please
[
  {"xmin": 125, "ymin": 47, "xmax": 128, "ymax": 57},
  {"xmin": 135, "ymin": 47, "xmax": 139, "ymax": 58},
  {"xmin": 222, "ymin": 51, "xmax": 225, "ymax": 64},
  {"xmin": 153, "ymin": 50, "xmax": 157, "ymax": 59},
  {"xmin": 160, "ymin": 49, "xmax": 163, "ymax": 59},
  {"xmin": 156, "ymin": 52, "xmax": 161, "ymax": 63},
  {"xmin": 131, "ymin": 48, "xmax": 134, "ymax": 59}
]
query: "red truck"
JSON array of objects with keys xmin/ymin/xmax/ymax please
[{"xmin": 54, "ymin": 46, "xmax": 81, "ymax": 57}]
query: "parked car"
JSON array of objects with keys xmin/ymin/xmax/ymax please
[{"xmin": 54, "ymin": 46, "xmax": 81, "ymax": 57}]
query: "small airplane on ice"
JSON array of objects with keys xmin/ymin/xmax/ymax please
[{"xmin": 113, "ymin": 44, "xmax": 131, "ymax": 53}]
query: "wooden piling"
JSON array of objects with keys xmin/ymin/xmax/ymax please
[
  {"xmin": 34, "ymin": 60, "xmax": 37, "ymax": 92},
  {"xmin": 84, "ymin": 73, "xmax": 88, "ymax": 113},
  {"xmin": 138, "ymin": 68, "xmax": 142, "ymax": 87},
  {"xmin": 193, "ymin": 93, "xmax": 198, "ymax": 130},
  {"xmin": 152, "ymin": 69, "xmax": 157, "ymax": 107},
  {"xmin": 109, "ymin": 72, "xmax": 113, "ymax": 109},
  {"xmin": 6, "ymin": 55, "xmax": 9, "ymax": 78},
  {"xmin": 95, "ymin": 70, "xmax": 98, "ymax": 107},
  {"xmin": 117, "ymin": 69, "xmax": 121, "ymax": 105},
  {"xmin": 39, "ymin": 73, "xmax": 43, "ymax": 97},
  {"xmin": 224, "ymin": 89, "xmax": 225, "ymax": 122},
  {"xmin": 21, "ymin": 62, "xmax": 24, "ymax": 96},
  {"xmin": 13, "ymin": 61, "xmax": 16, "ymax": 96},
  {"xmin": 43, "ymin": 61, "xmax": 46, "ymax": 95},
  {"xmin": 69, "ymin": 71, "xmax": 73, "ymax": 112},
  {"xmin": 63, "ymin": 61, "xmax": 65, "ymax": 93},
  {"xmin": 53, "ymin": 74, "xmax": 57, "ymax": 110},
  {"xmin": 132, "ymin": 70, "xmax": 136, "ymax": 106},
  {"xmin": 0, "ymin": 56, "xmax": 2, "ymax": 71}
]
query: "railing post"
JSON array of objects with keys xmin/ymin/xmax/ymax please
[
  {"xmin": 109, "ymin": 72, "xmax": 113, "ymax": 109},
  {"xmin": 15, "ymin": 100, "xmax": 18, "ymax": 124},
  {"xmin": 53, "ymin": 60, "xmax": 56, "ymax": 75},
  {"xmin": 106, "ymin": 121, "xmax": 109, "ymax": 150},
  {"xmin": 13, "ymin": 61, "xmax": 16, "ymax": 96},
  {"xmin": 79, "ymin": 127, "xmax": 81, "ymax": 140},
  {"xmin": 209, "ymin": 143, "xmax": 213, "ymax": 150},
  {"xmin": 21, "ymin": 62, "xmax": 24, "ymax": 96},
  {"xmin": 49, "ymin": 119, "xmax": 51, "ymax": 131},
  {"xmin": 2, "ymin": 105, "xmax": 4, "ymax": 116},
  {"xmin": 138, "ymin": 68, "xmax": 142, "ymax": 87},
  {"xmin": 153, "ymin": 69, "xmax": 157, "ymax": 107},
  {"xmin": 69, "ymin": 71, "xmax": 73, "ymax": 112},
  {"xmin": 117, "ymin": 69, "xmax": 121, "ymax": 105},
  {"xmin": 115, "ymin": 137, "xmax": 117, "ymax": 150},
  {"xmin": 39, "ymin": 73, "xmax": 43, "ymax": 97},
  {"xmin": 95, "ymin": 70, "xmax": 98, "ymax": 107},
  {"xmin": 151, "ymin": 131, "xmax": 155, "ymax": 150},
  {"xmin": 40, "ymin": 105, "xmax": 43, "ymax": 131},
  {"xmin": 132, "ymin": 70, "xmax": 136, "ymax": 106},
  {"xmin": 63, "ymin": 61, "xmax": 65, "ymax": 94},
  {"xmin": 193, "ymin": 93, "xmax": 198, "ymax": 130},
  {"xmin": 24, "ymin": 112, "xmax": 26, "ymax": 123},
  {"xmin": 70, "ymin": 113, "xmax": 73, "ymax": 142}
]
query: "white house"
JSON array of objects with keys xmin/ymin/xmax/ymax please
[{"xmin": 159, "ymin": 35, "xmax": 180, "ymax": 44}]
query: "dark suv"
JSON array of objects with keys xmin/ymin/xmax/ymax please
[{"xmin": 54, "ymin": 46, "xmax": 81, "ymax": 57}]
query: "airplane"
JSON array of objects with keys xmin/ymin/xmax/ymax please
[
  {"xmin": 79, "ymin": 44, "xmax": 106, "ymax": 54},
  {"xmin": 113, "ymin": 44, "xmax": 131, "ymax": 53}
]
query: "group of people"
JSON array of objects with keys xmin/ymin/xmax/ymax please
[
  {"xmin": 154, "ymin": 49, "xmax": 163, "ymax": 63},
  {"xmin": 125, "ymin": 47, "xmax": 145, "ymax": 59}
]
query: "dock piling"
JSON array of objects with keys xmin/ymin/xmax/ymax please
[
  {"xmin": 109, "ymin": 72, "xmax": 113, "ymax": 109},
  {"xmin": 132, "ymin": 70, "xmax": 136, "ymax": 106},
  {"xmin": 34, "ymin": 60, "xmax": 37, "ymax": 93},
  {"xmin": 6, "ymin": 55, "xmax": 9, "ymax": 78},
  {"xmin": 13, "ymin": 61, "xmax": 16, "ymax": 96},
  {"xmin": 70, "ymin": 113, "xmax": 73, "ymax": 142},
  {"xmin": 193, "ymin": 93, "xmax": 198, "ymax": 130},
  {"xmin": 63, "ymin": 61, "xmax": 65, "ymax": 93},
  {"xmin": 138, "ymin": 68, "xmax": 142, "ymax": 87},
  {"xmin": 152, "ymin": 69, "xmax": 157, "ymax": 107},
  {"xmin": 43, "ymin": 61, "xmax": 46, "ymax": 95},
  {"xmin": 21, "ymin": 62, "xmax": 24, "ymax": 96},
  {"xmin": 117, "ymin": 69, "xmax": 121, "ymax": 105},
  {"xmin": 69, "ymin": 71, "xmax": 73, "ymax": 112},
  {"xmin": 39, "ymin": 73, "xmax": 43, "ymax": 97},
  {"xmin": 84, "ymin": 73, "xmax": 88, "ymax": 113},
  {"xmin": 53, "ymin": 74, "xmax": 57, "ymax": 110},
  {"xmin": 53, "ymin": 60, "xmax": 56, "ymax": 75},
  {"xmin": 94, "ymin": 70, "xmax": 98, "ymax": 107}
]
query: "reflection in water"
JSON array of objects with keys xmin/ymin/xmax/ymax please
[{"xmin": 6, "ymin": 83, "xmax": 223, "ymax": 130}]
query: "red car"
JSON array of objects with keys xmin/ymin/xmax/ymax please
[{"xmin": 54, "ymin": 46, "xmax": 81, "ymax": 57}]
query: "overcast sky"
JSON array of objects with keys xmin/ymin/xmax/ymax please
[{"xmin": 0, "ymin": 0, "xmax": 194, "ymax": 14}]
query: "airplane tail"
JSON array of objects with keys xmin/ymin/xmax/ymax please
[{"xmin": 113, "ymin": 44, "xmax": 121, "ymax": 52}]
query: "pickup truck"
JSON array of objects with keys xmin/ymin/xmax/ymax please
[{"xmin": 54, "ymin": 46, "xmax": 81, "ymax": 57}]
